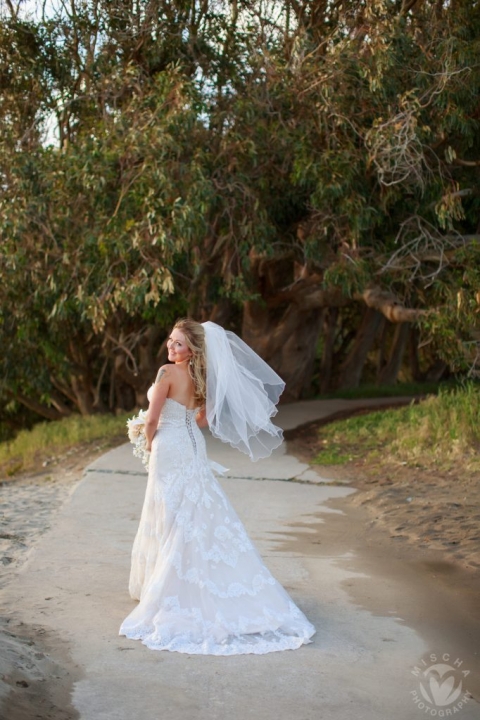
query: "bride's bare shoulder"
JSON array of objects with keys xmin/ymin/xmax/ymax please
[
  {"xmin": 155, "ymin": 363, "xmax": 188, "ymax": 384},
  {"xmin": 154, "ymin": 364, "xmax": 173, "ymax": 384}
]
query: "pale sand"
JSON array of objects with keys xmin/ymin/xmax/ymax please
[
  {"xmin": 1, "ymin": 474, "xmax": 78, "ymax": 590},
  {"xmin": 0, "ymin": 443, "xmax": 122, "ymax": 719},
  {"xmin": 0, "ymin": 442, "xmax": 122, "ymax": 591}
]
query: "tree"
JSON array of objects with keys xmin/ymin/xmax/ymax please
[{"xmin": 1, "ymin": 0, "xmax": 479, "ymax": 429}]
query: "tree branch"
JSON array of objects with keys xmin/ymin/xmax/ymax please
[
  {"xmin": 357, "ymin": 288, "xmax": 426, "ymax": 323},
  {"xmin": 453, "ymin": 158, "xmax": 480, "ymax": 167},
  {"xmin": 5, "ymin": 389, "xmax": 64, "ymax": 421}
]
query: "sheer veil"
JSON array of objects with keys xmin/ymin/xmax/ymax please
[{"xmin": 201, "ymin": 321, "xmax": 285, "ymax": 461}]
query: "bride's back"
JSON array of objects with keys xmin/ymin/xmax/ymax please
[{"xmin": 165, "ymin": 364, "xmax": 197, "ymax": 409}]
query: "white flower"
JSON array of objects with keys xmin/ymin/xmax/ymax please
[{"xmin": 126, "ymin": 410, "xmax": 150, "ymax": 468}]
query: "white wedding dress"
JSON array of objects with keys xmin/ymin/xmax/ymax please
[{"xmin": 119, "ymin": 391, "xmax": 316, "ymax": 655}]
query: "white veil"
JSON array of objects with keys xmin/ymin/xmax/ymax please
[{"xmin": 201, "ymin": 321, "xmax": 285, "ymax": 461}]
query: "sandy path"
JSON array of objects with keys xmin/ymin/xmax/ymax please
[
  {"xmin": 1, "ymin": 475, "xmax": 78, "ymax": 589},
  {"xmin": 0, "ymin": 398, "xmax": 479, "ymax": 720}
]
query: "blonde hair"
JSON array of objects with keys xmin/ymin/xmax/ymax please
[{"xmin": 173, "ymin": 318, "xmax": 206, "ymax": 407}]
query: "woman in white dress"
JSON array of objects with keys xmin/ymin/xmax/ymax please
[{"xmin": 119, "ymin": 319, "xmax": 316, "ymax": 655}]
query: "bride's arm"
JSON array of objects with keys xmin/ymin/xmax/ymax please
[
  {"xmin": 144, "ymin": 367, "xmax": 170, "ymax": 451},
  {"xmin": 195, "ymin": 406, "xmax": 208, "ymax": 428}
]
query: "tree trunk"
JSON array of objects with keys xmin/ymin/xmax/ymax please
[
  {"xmin": 242, "ymin": 301, "xmax": 323, "ymax": 401},
  {"xmin": 375, "ymin": 317, "xmax": 389, "ymax": 377},
  {"xmin": 409, "ymin": 327, "xmax": 423, "ymax": 381},
  {"xmin": 425, "ymin": 359, "xmax": 448, "ymax": 382},
  {"xmin": 71, "ymin": 373, "xmax": 96, "ymax": 415},
  {"xmin": 209, "ymin": 298, "xmax": 233, "ymax": 327},
  {"xmin": 69, "ymin": 338, "xmax": 96, "ymax": 414},
  {"xmin": 136, "ymin": 326, "xmax": 163, "ymax": 405},
  {"xmin": 319, "ymin": 307, "xmax": 338, "ymax": 394},
  {"xmin": 241, "ymin": 254, "xmax": 326, "ymax": 400},
  {"xmin": 377, "ymin": 322, "xmax": 410, "ymax": 385},
  {"xmin": 337, "ymin": 308, "xmax": 383, "ymax": 390},
  {"xmin": 115, "ymin": 379, "xmax": 136, "ymax": 411},
  {"xmin": 112, "ymin": 326, "xmax": 162, "ymax": 408}
]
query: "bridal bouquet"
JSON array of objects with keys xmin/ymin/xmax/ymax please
[{"xmin": 126, "ymin": 409, "xmax": 150, "ymax": 468}]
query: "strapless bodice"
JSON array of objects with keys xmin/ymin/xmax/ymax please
[
  {"xmin": 146, "ymin": 385, "xmax": 198, "ymax": 430},
  {"xmin": 157, "ymin": 398, "xmax": 199, "ymax": 429}
]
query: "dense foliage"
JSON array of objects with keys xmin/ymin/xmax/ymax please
[{"xmin": 1, "ymin": 0, "xmax": 479, "ymax": 432}]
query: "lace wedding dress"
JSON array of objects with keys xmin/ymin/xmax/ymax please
[{"xmin": 119, "ymin": 391, "xmax": 316, "ymax": 655}]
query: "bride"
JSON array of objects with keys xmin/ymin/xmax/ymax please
[{"xmin": 119, "ymin": 318, "xmax": 316, "ymax": 655}]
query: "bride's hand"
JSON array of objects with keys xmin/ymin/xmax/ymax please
[{"xmin": 145, "ymin": 442, "xmax": 152, "ymax": 452}]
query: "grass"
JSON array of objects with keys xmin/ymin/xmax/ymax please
[
  {"xmin": 317, "ymin": 378, "xmax": 460, "ymax": 401},
  {"xmin": 314, "ymin": 382, "xmax": 480, "ymax": 470},
  {"xmin": 0, "ymin": 411, "xmax": 131, "ymax": 478}
]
